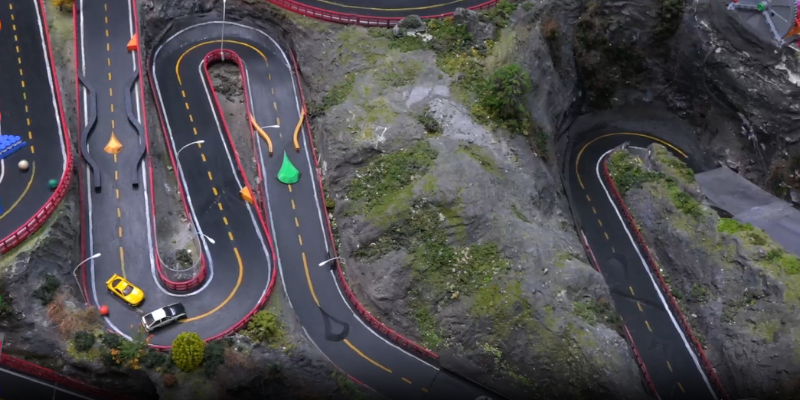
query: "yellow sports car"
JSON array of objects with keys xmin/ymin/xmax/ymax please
[{"xmin": 106, "ymin": 274, "xmax": 145, "ymax": 306}]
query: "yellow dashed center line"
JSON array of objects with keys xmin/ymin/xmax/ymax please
[
  {"xmin": 228, "ymin": 232, "xmax": 234, "ymax": 241},
  {"xmin": 185, "ymin": 102, "xmax": 190, "ymax": 110},
  {"xmin": 182, "ymin": 90, "xmax": 186, "ymax": 97},
  {"xmin": 401, "ymin": 378, "xmax": 412, "ymax": 384},
  {"xmin": 604, "ymin": 232, "xmax": 609, "ymax": 240},
  {"xmin": 108, "ymin": 72, "xmax": 112, "ymax": 81},
  {"xmin": 109, "ymin": 88, "xmax": 113, "ymax": 96},
  {"xmin": 645, "ymin": 320, "xmax": 652, "ymax": 332},
  {"xmin": 666, "ymin": 361, "xmax": 673, "ymax": 372},
  {"xmin": 207, "ymin": 171, "xmax": 213, "ymax": 180},
  {"xmin": 629, "ymin": 286, "xmax": 635, "ymax": 296},
  {"xmin": 421, "ymin": 388, "xmax": 428, "ymax": 393},
  {"xmin": 118, "ymin": 227, "xmax": 123, "ymax": 237},
  {"xmin": 105, "ymin": 16, "xmax": 108, "ymax": 23},
  {"xmin": 597, "ymin": 219, "xmax": 603, "ymax": 227},
  {"xmin": 212, "ymin": 187, "xmax": 218, "ymax": 196},
  {"xmin": 115, "ymin": 171, "xmax": 119, "ymax": 180},
  {"xmin": 273, "ymin": 101, "xmax": 277, "ymax": 110},
  {"xmin": 21, "ymin": 80, "xmax": 25, "ymax": 88},
  {"xmin": 107, "ymin": 58, "xmax": 111, "ymax": 66},
  {"xmin": 295, "ymin": 217, "xmax": 299, "ymax": 227},
  {"xmin": 343, "ymin": 339, "xmax": 392, "ymax": 373},
  {"xmin": 110, "ymin": 104, "xmax": 114, "ymax": 112},
  {"xmin": 189, "ymin": 114, "xmax": 194, "ymax": 122},
  {"xmin": 218, "ymin": 203, "xmax": 223, "ymax": 211},
  {"xmin": 30, "ymin": 146, "xmax": 34, "ymax": 154},
  {"xmin": 271, "ymin": 87, "xmax": 274, "ymax": 94},
  {"xmin": 106, "ymin": 43, "xmax": 110, "ymax": 51},
  {"xmin": 586, "ymin": 194, "xmax": 591, "ymax": 201},
  {"xmin": 116, "ymin": 189, "xmax": 120, "ymax": 199},
  {"xmin": 291, "ymin": 199, "xmax": 295, "ymax": 210},
  {"xmin": 105, "ymin": 29, "xmax": 109, "ymax": 37},
  {"xmin": 26, "ymin": 118, "xmax": 30, "ymax": 126},
  {"xmin": 201, "ymin": 154, "xmax": 206, "ymax": 162},
  {"xmin": 223, "ymin": 217, "xmax": 229, "ymax": 225},
  {"xmin": 193, "ymin": 127, "xmax": 198, "ymax": 135},
  {"xmin": 298, "ymin": 235, "xmax": 303, "ymax": 246},
  {"xmin": 637, "ymin": 301, "xmax": 643, "ymax": 312},
  {"xmin": 288, "ymin": 184, "xmax": 292, "ymax": 193},
  {"xmin": 677, "ymin": 382, "xmax": 685, "ymax": 393},
  {"xmin": 119, "ymin": 247, "xmax": 126, "ymax": 278},
  {"xmin": 117, "ymin": 208, "xmax": 121, "ymax": 218}
]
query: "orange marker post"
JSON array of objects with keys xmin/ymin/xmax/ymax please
[{"xmin": 127, "ymin": 33, "xmax": 138, "ymax": 52}]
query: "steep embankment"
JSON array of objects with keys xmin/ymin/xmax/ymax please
[{"xmin": 608, "ymin": 144, "xmax": 800, "ymax": 399}]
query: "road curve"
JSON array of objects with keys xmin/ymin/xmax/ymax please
[
  {"xmin": 285, "ymin": 0, "xmax": 491, "ymax": 18},
  {"xmin": 0, "ymin": 366, "xmax": 92, "ymax": 400},
  {"xmin": 566, "ymin": 130, "xmax": 718, "ymax": 400},
  {"xmin": 0, "ymin": 0, "xmax": 69, "ymax": 250},
  {"xmin": 76, "ymin": 0, "xmax": 274, "ymax": 346},
  {"xmin": 150, "ymin": 18, "xmax": 505, "ymax": 400}
]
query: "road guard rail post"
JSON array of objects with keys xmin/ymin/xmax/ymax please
[
  {"xmin": 0, "ymin": 0, "xmax": 74, "ymax": 254},
  {"xmin": 0, "ymin": 353, "xmax": 126, "ymax": 400},
  {"xmin": 287, "ymin": 49, "xmax": 440, "ymax": 363},
  {"xmin": 264, "ymin": 0, "xmax": 504, "ymax": 26},
  {"xmin": 600, "ymin": 154, "xmax": 730, "ymax": 400}
]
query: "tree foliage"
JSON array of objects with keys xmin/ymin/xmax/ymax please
[
  {"xmin": 482, "ymin": 64, "xmax": 532, "ymax": 124},
  {"xmin": 171, "ymin": 332, "xmax": 205, "ymax": 371},
  {"xmin": 243, "ymin": 310, "xmax": 283, "ymax": 344}
]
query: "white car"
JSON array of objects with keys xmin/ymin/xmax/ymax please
[{"xmin": 141, "ymin": 303, "xmax": 187, "ymax": 332}]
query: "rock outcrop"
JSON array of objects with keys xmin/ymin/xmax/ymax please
[{"xmin": 612, "ymin": 144, "xmax": 800, "ymax": 399}]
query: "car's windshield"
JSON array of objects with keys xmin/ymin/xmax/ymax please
[{"xmin": 122, "ymin": 286, "xmax": 134, "ymax": 296}]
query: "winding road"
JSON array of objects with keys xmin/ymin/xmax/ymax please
[
  {"xmin": 0, "ymin": 0, "xmax": 69, "ymax": 251},
  {"xmin": 0, "ymin": 1, "xmax": 726, "ymax": 399},
  {"xmin": 77, "ymin": 1, "xmax": 273, "ymax": 346},
  {"xmin": 285, "ymin": 0, "xmax": 490, "ymax": 18},
  {"xmin": 567, "ymin": 129, "xmax": 718, "ymax": 400}
]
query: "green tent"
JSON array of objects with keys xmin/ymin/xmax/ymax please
[{"xmin": 277, "ymin": 151, "xmax": 300, "ymax": 185}]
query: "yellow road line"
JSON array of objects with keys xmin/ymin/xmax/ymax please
[
  {"xmin": 119, "ymin": 247, "xmax": 126, "ymax": 278},
  {"xmin": 421, "ymin": 388, "xmax": 428, "ymax": 393},
  {"xmin": 629, "ymin": 286, "xmax": 635, "ymax": 295},
  {"xmin": 228, "ymin": 232, "xmax": 234, "ymax": 241},
  {"xmin": 298, "ymin": 235, "xmax": 303, "ymax": 245},
  {"xmin": 295, "ymin": 217, "xmax": 299, "ymax": 227},
  {"xmin": 0, "ymin": 162, "xmax": 36, "ymax": 220},
  {"xmin": 175, "ymin": 40, "xmax": 269, "ymax": 84},
  {"xmin": 207, "ymin": 171, "xmax": 213, "ymax": 180},
  {"xmin": 218, "ymin": 203, "xmax": 223, "ymax": 210},
  {"xmin": 302, "ymin": 252, "xmax": 319, "ymax": 306},
  {"xmin": 109, "ymin": 88, "xmax": 113, "ymax": 96},
  {"xmin": 291, "ymin": 199, "xmax": 295, "ymax": 210},
  {"xmin": 273, "ymin": 101, "xmax": 277, "ymax": 110},
  {"xmin": 575, "ymin": 133, "xmax": 687, "ymax": 189},
  {"xmin": 26, "ymin": 118, "xmax": 30, "ymax": 126},
  {"xmin": 677, "ymin": 382, "xmax": 685, "ymax": 393},
  {"xmin": 402, "ymin": 378, "xmax": 412, "ymax": 384},
  {"xmin": 592, "ymin": 207, "xmax": 597, "ymax": 214},
  {"xmin": 201, "ymin": 154, "xmax": 206, "ymax": 162},
  {"xmin": 183, "ymin": 248, "xmax": 244, "ymax": 322},
  {"xmin": 604, "ymin": 232, "xmax": 609, "ymax": 240},
  {"xmin": 117, "ymin": 207, "xmax": 121, "ymax": 217},
  {"xmin": 343, "ymin": 339, "xmax": 392, "ymax": 373},
  {"xmin": 223, "ymin": 217, "xmax": 228, "ymax": 225},
  {"xmin": 21, "ymin": 80, "xmax": 24, "ymax": 88},
  {"xmin": 30, "ymin": 146, "xmax": 34, "ymax": 154},
  {"xmin": 598, "ymin": 219, "xmax": 603, "ymax": 227},
  {"xmin": 193, "ymin": 127, "xmax": 198, "ymax": 135},
  {"xmin": 645, "ymin": 320, "xmax": 652, "ymax": 332},
  {"xmin": 212, "ymin": 187, "xmax": 218, "ymax": 196},
  {"xmin": 115, "ymin": 171, "xmax": 118, "ymax": 180},
  {"xmin": 108, "ymin": 72, "xmax": 112, "ymax": 81},
  {"xmin": 288, "ymin": 184, "xmax": 292, "ymax": 192},
  {"xmin": 118, "ymin": 227, "xmax": 122, "ymax": 237},
  {"xmin": 637, "ymin": 302, "xmax": 643, "ymax": 312},
  {"xmin": 185, "ymin": 102, "xmax": 190, "ymax": 110},
  {"xmin": 116, "ymin": 189, "xmax": 119, "ymax": 199},
  {"xmin": 667, "ymin": 361, "xmax": 673, "ymax": 372}
]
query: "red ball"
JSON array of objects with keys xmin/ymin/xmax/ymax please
[{"xmin": 99, "ymin": 305, "xmax": 109, "ymax": 316}]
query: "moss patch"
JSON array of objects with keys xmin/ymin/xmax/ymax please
[
  {"xmin": 347, "ymin": 141, "xmax": 438, "ymax": 220},
  {"xmin": 458, "ymin": 144, "xmax": 502, "ymax": 177},
  {"xmin": 510, "ymin": 204, "xmax": 530, "ymax": 223},
  {"xmin": 378, "ymin": 59, "xmax": 423, "ymax": 88},
  {"xmin": 313, "ymin": 73, "xmax": 356, "ymax": 117}
]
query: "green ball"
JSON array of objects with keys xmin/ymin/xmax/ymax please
[{"xmin": 48, "ymin": 179, "xmax": 58, "ymax": 189}]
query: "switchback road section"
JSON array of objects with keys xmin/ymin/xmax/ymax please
[
  {"xmin": 76, "ymin": 2, "xmax": 273, "ymax": 346},
  {"xmin": 565, "ymin": 122, "xmax": 718, "ymax": 400},
  {"xmin": 0, "ymin": 0, "xmax": 69, "ymax": 248},
  {"xmin": 150, "ymin": 18, "xmax": 504, "ymax": 400}
]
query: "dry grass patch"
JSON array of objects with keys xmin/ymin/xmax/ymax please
[
  {"xmin": 46, "ymin": 290, "xmax": 101, "ymax": 337},
  {"xmin": 222, "ymin": 346, "xmax": 254, "ymax": 370}
]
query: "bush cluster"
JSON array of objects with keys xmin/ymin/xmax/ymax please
[
  {"xmin": 171, "ymin": 332, "xmax": 205, "ymax": 372},
  {"xmin": 33, "ymin": 274, "xmax": 61, "ymax": 305},
  {"xmin": 243, "ymin": 310, "xmax": 283, "ymax": 344},
  {"xmin": 73, "ymin": 331, "xmax": 96, "ymax": 352}
]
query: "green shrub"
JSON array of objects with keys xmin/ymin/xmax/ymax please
[
  {"xmin": 607, "ymin": 151, "xmax": 659, "ymax": 194},
  {"xmin": 101, "ymin": 332, "xmax": 122, "ymax": 349},
  {"xmin": 766, "ymin": 248, "xmax": 785, "ymax": 263},
  {"xmin": 140, "ymin": 349, "xmax": 168, "ymax": 369},
  {"xmin": 203, "ymin": 340, "xmax": 226, "ymax": 377},
  {"xmin": 481, "ymin": 0, "xmax": 519, "ymax": 28},
  {"xmin": 717, "ymin": 218, "xmax": 753, "ymax": 234},
  {"xmin": 73, "ymin": 331, "xmax": 96, "ymax": 352},
  {"xmin": 171, "ymin": 332, "xmax": 205, "ymax": 372},
  {"xmin": 480, "ymin": 63, "xmax": 532, "ymax": 134},
  {"xmin": 33, "ymin": 274, "xmax": 61, "ymax": 305},
  {"xmin": 416, "ymin": 107, "xmax": 441, "ymax": 135},
  {"xmin": 243, "ymin": 310, "xmax": 283, "ymax": 344},
  {"xmin": 175, "ymin": 249, "xmax": 193, "ymax": 267},
  {"xmin": 667, "ymin": 185, "xmax": 702, "ymax": 217}
]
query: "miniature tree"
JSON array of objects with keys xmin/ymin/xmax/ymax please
[{"xmin": 171, "ymin": 332, "xmax": 205, "ymax": 371}]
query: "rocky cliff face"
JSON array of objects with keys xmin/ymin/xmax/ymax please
[{"xmin": 612, "ymin": 144, "xmax": 800, "ymax": 399}]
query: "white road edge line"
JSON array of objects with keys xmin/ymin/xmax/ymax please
[{"xmin": 595, "ymin": 148, "xmax": 717, "ymax": 400}]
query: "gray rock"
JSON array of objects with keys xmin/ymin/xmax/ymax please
[
  {"xmin": 393, "ymin": 14, "xmax": 426, "ymax": 37},
  {"xmin": 623, "ymin": 144, "xmax": 800, "ymax": 399},
  {"xmin": 453, "ymin": 7, "xmax": 496, "ymax": 43}
]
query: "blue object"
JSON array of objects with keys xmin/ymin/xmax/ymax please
[{"xmin": 0, "ymin": 135, "xmax": 26, "ymax": 161}]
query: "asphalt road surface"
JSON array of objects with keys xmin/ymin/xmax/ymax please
[
  {"xmin": 77, "ymin": 1, "xmax": 273, "ymax": 346},
  {"xmin": 0, "ymin": 365, "xmax": 95, "ymax": 400},
  {"xmin": 567, "ymin": 131, "xmax": 718, "ymax": 400},
  {"xmin": 291, "ymin": 0, "xmax": 489, "ymax": 18},
  {"xmin": 151, "ymin": 20, "xmax": 505, "ymax": 400},
  {"xmin": 0, "ymin": 0, "xmax": 68, "ymax": 245}
]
